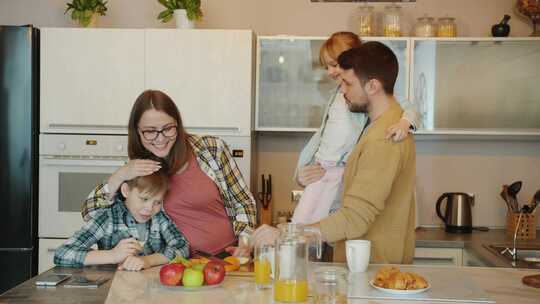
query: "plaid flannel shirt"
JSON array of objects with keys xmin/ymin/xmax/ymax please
[
  {"xmin": 82, "ymin": 134, "xmax": 257, "ymax": 240},
  {"xmin": 56, "ymin": 197, "xmax": 189, "ymax": 267}
]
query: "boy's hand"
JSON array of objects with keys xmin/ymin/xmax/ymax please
[
  {"xmin": 297, "ymin": 163, "xmax": 325, "ymax": 187},
  {"xmin": 385, "ymin": 118, "xmax": 412, "ymax": 142},
  {"xmin": 118, "ymin": 256, "xmax": 149, "ymax": 271},
  {"xmin": 110, "ymin": 238, "xmax": 143, "ymax": 263}
]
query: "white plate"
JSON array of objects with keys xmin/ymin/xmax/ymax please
[
  {"xmin": 161, "ymin": 281, "xmax": 223, "ymax": 292},
  {"xmin": 369, "ymin": 280, "xmax": 430, "ymax": 295}
]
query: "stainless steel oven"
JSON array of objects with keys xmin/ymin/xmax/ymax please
[{"xmin": 39, "ymin": 134, "xmax": 128, "ymax": 238}]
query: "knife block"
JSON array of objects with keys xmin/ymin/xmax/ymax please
[
  {"xmin": 506, "ymin": 212, "xmax": 536, "ymax": 240},
  {"xmin": 259, "ymin": 205, "xmax": 272, "ymax": 226}
]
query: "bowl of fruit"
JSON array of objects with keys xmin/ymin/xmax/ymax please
[{"xmin": 159, "ymin": 257, "xmax": 228, "ymax": 291}]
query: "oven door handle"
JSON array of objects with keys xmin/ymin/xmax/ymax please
[{"xmin": 40, "ymin": 157, "xmax": 127, "ymax": 167}]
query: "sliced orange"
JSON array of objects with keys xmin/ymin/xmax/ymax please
[
  {"xmin": 223, "ymin": 256, "xmax": 241, "ymax": 272},
  {"xmin": 189, "ymin": 258, "xmax": 210, "ymax": 267}
]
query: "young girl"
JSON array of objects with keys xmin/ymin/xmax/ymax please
[{"xmin": 291, "ymin": 32, "xmax": 418, "ymax": 224}]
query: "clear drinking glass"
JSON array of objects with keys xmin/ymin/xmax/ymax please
[
  {"xmin": 254, "ymin": 244, "xmax": 273, "ymax": 289},
  {"xmin": 313, "ymin": 267, "xmax": 349, "ymax": 304}
]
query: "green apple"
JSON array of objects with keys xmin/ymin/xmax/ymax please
[{"xmin": 182, "ymin": 268, "xmax": 204, "ymax": 287}]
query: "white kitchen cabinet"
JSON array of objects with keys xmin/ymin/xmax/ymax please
[
  {"xmin": 38, "ymin": 238, "xmax": 67, "ymax": 274},
  {"xmin": 145, "ymin": 29, "xmax": 254, "ymax": 136},
  {"xmin": 40, "ymin": 28, "xmax": 145, "ymax": 134},
  {"xmin": 256, "ymin": 36, "xmax": 410, "ymax": 131},
  {"xmin": 411, "ymin": 37, "xmax": 540, "ymax": 134},
  {"xmin": 413, "ymin": 247, "xmax": 463, "ymax": 266}
]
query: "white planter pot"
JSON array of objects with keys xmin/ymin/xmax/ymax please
[{"xmin": 174, "ymin": 9, "xmax": 194, "ymax": 29}]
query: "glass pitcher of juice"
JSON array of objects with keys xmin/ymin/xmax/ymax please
[{"xmin": 274, "ymin": 223, "xmax": 322, "ymax": 303}]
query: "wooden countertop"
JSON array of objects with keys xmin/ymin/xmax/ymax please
[
  {"xmin": 2, "ymin": 263, "xmax": 539, "ymax": 303},
  {"xmin": 415, "ymin": 227, "xmax": 540, "ymax": 267}
]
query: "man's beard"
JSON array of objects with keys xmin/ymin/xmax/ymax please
[{"xmin": 348, "ymin": 102, "xmax": 368, "ymax": 113}]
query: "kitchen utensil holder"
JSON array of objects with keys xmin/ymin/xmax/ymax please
[{"xmin": 506, "ymin": 212, "xmax": 536, "ymax": 240}]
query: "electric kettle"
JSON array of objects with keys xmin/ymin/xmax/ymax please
[{"xmin": 436, "ymin": 192, "xmax": 475, "ymax": 233}]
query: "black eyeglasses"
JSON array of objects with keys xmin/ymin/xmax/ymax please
[{"xmin": 139, "ymin": 125, "xmax": 178, "ymax": 141}]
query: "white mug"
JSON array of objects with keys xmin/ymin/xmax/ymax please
[{"xmin": 345, "ymin": 240, "xmax": 371, "ymax": 273}]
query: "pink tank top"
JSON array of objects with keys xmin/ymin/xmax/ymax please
[{"xmin": 163, "ymin": 154, "xmax": 236, "ymax": 255}]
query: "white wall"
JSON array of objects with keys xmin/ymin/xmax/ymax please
[
  {"xmin": 0, "ymin": 0, "xmax": 534, "ymax": 37},
  {"xmin": 2, "ymin": 0, "xmax": 539, "ymax": 228}
]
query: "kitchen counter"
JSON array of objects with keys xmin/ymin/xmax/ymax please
[
  {"xmin": 415, "ymin": 227, "xmax": 540, "ymax": 268},
  {"xmin": 1, "ymin": 263, "xmax": 539, "ymax": 303}
]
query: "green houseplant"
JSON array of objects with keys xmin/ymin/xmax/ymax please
[
  {"xmin": 157, "ymin": 0, "xmax": 203, "ymax": 23},
  {"xmin": 65, "ymin": 0, "xmax": 108, "ymax": 27}
]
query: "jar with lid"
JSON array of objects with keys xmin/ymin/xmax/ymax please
[
  {"xmin": 356, "ymin": 4, "xmax": 374, "ymax": 36},
  {"xmin": 414, "ymin": 16, "xmax": 437, "ymax": 37},
  {"xmin": 383, "ymin": 4, "xmax": 402, "ymax": 37},
  {"xmin": 312, "ymin": 267, "xmax": 349, "ymax": 304},
  {"xmin": 437, "ymin": 17, "xmax": 457, "ymax": 37}
]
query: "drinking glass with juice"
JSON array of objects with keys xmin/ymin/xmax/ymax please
[{"xmin": 254, "ymin": 244, "xmax": 273, "ymax": 289}]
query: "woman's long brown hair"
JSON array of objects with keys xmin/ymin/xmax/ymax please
[{"xmin": 127, "ymin": 90, "xmax": 191, "ymax": 175}]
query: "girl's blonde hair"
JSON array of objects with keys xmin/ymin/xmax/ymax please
[{"xmin": 319, "ymin": 32, "xmax": 362, "ymax": 66}]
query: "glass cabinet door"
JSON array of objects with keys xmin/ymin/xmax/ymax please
[
  {"xmin": 256, "ymin": 37, "xmax": 410, "ymax": 131},
  {"xmin": 412, "ymin": 38, "xmax": 540, "ymax": 134}
]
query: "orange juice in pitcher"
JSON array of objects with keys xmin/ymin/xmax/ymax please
[
  {"xmin": 273, "ymin": 223, "xmax": 322, "ymax": 303},
  {"xmin": 274, "ymin": 279, "xmax": 308, "ymax": 302}
]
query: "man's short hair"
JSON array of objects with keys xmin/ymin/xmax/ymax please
[{"xmin": 337, "ymin": 41, "xmax": 398, "ymax": 95}]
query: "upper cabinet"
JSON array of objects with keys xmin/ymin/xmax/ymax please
[
  {"xmin": 40, "ymin": 29, "xmax": 254, "ymax": 136},
  {"xmin": 256, "ymin": 37, "xmax": 410, "ymax": 131},
  {"xmin": 145, "ymin": 30, "xmax": 254, "ymax": 137},
  {"xmin": 40, "ymin": 28, "xmax": 145, "ymax": 134},
  {"xmin": 257, "ymin": 36, "xmax": 540, "ymax": 136},
  {"xmin": 411, "ymin": 38, "xmax": 540, "ymax": 135}
]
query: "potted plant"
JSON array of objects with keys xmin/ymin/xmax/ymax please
[
  {"xmin": 157, "ymin": 0, "xmax": 203, "ymax": 29},
  {"xmin": 65, "ymin": 0, "xmax": 108, "ymax": 27}
]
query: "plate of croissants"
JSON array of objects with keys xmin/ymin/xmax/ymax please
[{"xmin": 370, "ymin": 266, "xmax": 430, "ymax": 295}]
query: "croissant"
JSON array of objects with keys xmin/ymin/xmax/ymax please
[
  {"xmin": 374, "ymin": 266, "xmax": 399, "ymax": 288},
  {"xmin": 409, "ymin": 272, "xmax": 429, "ymax": 289},
  {"xmin": 373, "ymin": 267, "xmax": 428, "ymax": 290}
]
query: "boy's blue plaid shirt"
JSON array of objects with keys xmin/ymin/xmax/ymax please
[{"xmin": 54, "ymin": 196, "xmax": 189, "ymax": 267}]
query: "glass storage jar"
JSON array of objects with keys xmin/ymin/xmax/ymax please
[
  {"xmin": 414, "ymin": 16, "xmax": 437, "ymax": 37},
  {"xmin": 313, "ymin": 267, "xmax": 349, "ymax": 304},
  {"xmin": 383, "ymin": 4, "xmax": 402, "ymax": 37},
  {"xmin": 438, "ymin": 17, "xmax": 457, "ymax": 37},
  {"xmin": 356, "ymin": 4, "xmax": 374, "ymax": 36}
]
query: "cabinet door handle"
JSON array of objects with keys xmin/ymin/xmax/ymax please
[{"xmin": 47, "ymin": 248, "xmax": 58, "ymax": 253}]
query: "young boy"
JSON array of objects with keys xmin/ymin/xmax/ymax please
[{"xmin": 54, "ymin": 165, "xmax": 189, "ymax": 271}]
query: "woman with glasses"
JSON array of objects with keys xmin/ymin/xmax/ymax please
[{"xmin": 81, "ymin": 90, "xmax": 256, "ymax": 258}]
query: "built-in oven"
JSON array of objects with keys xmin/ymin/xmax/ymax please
[{"xmin": 39, "ymin": 134, "xmax": 128, "ymax": 238}]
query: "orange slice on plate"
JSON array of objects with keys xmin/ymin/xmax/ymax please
[
  {"xmin": 223, "ymin": 256, "xmax": 241, "ymax": 272},
  {"xmin": 189, "ymin": 258, "xmax": 210, "ymax": 267}
]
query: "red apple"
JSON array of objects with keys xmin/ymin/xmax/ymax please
[
  {"xmin": 160, "ymin": 263, "xmax": 185, "ymax": 286},
  {"xmin": 203, "ymin": 261, "xmax": 226, "ymax": 285}
]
